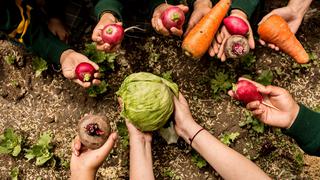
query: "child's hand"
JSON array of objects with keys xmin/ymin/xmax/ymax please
[
  {"xmin": 228, "ymin": 77, "xmax": 300, "ymax": 129},
  {"xmin": 71, "ymin": 133, "xmax": 118, "ymax": 180},
  {"xmin": 209, "ymin": 10, "xmax": 254, "ymax": 62},
  {"xmin": 92, "ymin": 13, "xmax": 121, "ymax": 52},
  {"xmin": 48, "ymin": 18, "xmax": 69, "ymax": 43},
  {"xmin": 184, "ymin": 0, "xmax": 212, "ymax": 36},
  {"xmin": 60, "ymin": 49, "xmax": 101, "ymax": 88},
  {"xmin": 151, "ymin": 3, "xmax": 188, "ymax": 37}
]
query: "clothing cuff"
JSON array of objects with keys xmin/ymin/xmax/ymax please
[
  {"xmin": 284, "ymin": 104, "xmax": 320, "ymax": 156},
  {"xmin": 231, "ymin": 0, "xmax": 259, "ymax": 19},
  {"xmin": 94, "ymin": 0, "xmax": 123, "ymax": 21}
]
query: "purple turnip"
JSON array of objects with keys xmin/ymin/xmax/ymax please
[
  {"xmin": 224, "ymin": 35, "xmax": 250, "ymax": 59},
  {"xmin": 101, "ymin": 24, "xmax": 124, "ymax": 46},
  {"xmin": 223, "ymin": 16, "xmax": 249, "ymax": 36},
  {"xmin": 78, "ymin": 115, "xmax": 111, "ymax": 149},
  {"xmin": 75, "ymin": 62, "xmax": 96, "ymax": 82},
  {"xmin": 161, "ymin": 7, "xmax": 185, "ymax": 30}
]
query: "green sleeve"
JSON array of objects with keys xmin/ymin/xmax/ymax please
[
  {"xmin": 94, "ymin": 0, "xmax": 124, "ymax": 21},
  {"xmin": 148, "ymin": 0, "xmax": 177, "ymax": 11},
  {"xmin": 231, "ymin": 0, "xmax": 260, "ymax": 18},
  {"xmin": 284, "ymin": 104, "xmax": 320, "ymax": 156}
]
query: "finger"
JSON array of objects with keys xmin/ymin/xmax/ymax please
[
  {"xmin": 74, "ymin": 79, "xmax": 92, "ymax": 88},
  {"xmin": 170, "ymin": 27, "xmax": 183, "ymax": 37},
  {"xmin": 220, "ymin": 53, "xmax": 226, "ymax": 62},
  {"xmin": 92, "ymin": 25, "xmax": 104, "ymax": 42},
  {"xmin": 258, "ymin": 13, "xmax": 272, "ymax": 25},
  {"xmin": 246, "ymin": 101, "xmax": 261, "ymax": 111},
  {"xmin": 178, "ymin": 92, "xmax": 189, "ymax": 107},
  {"xmin": 252, "ymin": 109, "xmax": 264, "ymax": 117},
  {"xmin": 259, "ymin": 85, "xmax": 285, "ymax": 96},
  {"xmin": 96, "ymin": 44, "xmax": 107, "ymax": 51},
  {"xmin": 259, "ymin": 39, "xmax": 266, "ymax": 46},
  {"xmin": 176, "ymin": 5, "xmax": 189, "ymax": 13},
  {"xmin": 157, "ymin": 19, "xmax": 170, "ymax": 36},
  {"xmin": 95, "ymin": 132, "xmax": 118, "ymax": 157},
  {"xmin": 238, "ymin": 77, "xmax": 265, "ymax": 90},
  {"xmin": 104, "ymin": 43, "xmax": 112, "ymax": 52},
  {"xmin": 268, "ymin": 44, "xmax": 276, "ymax": 50},
  {"xmin": 208, "ymin": 46, "xmax": 215, "ymax": 57},
  {"xmin": 72, "ymin": 136, "xmax": 81, "ymax": 156},
  {"xmin": 213, "ymin": 39, "xmax": 219, "ymax": 54},
  {"xmin": 94, "ymin": 73, "xmax": 101, "ymax": 79},
  {"xmin": 274, "ymin": 46, "xmax": 279, "ymax": 51},
  {"xmin": 92, "ymin": 79, "xmax": 101, "ymax": 86},
  {"xmin": 217, "ymin": 33, "xmax": 223, "ymax": 44},
  {"xmin": 227, "ymin": 90, "xmax": 235, "ymax": 98},
  {"xmin": 217, "ymin": 38, "xmax": 227, "ymax": 58},
  {"xmin": 248, "ymin": 30, "xmax": 255, "ymax": 49}
]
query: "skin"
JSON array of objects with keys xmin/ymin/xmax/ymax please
[
  {"xmin": 173, "ymin": 92, "xmax": 270, "ymax": 180},
  {"xmin": 209, "ymin": 9, "xmax": 255, "ymax": 62},
  {"xmin": 259, "ymin": 0, "xmax": 313, "ymax": 50},
  {"xmin": 60, "ymin": 49, "xmax": 101, "ymax": 88},
  {"xmin": 71, "ymin": 132, "xmax": 118, "ymax": 180},
  {"xmin": 48, "ymin": 18, "xmax": 69, "ymax": 43},
  {"xmin": 228, "ymin": 77, "xmax": 300, "ymax": 129},
  {"xmin": 152, "ymin": 4, "xmax": 189, "ymax": 37},
  {"xmin": 92, "ymin": 13, "xmax": 122, "ymax": 52}
]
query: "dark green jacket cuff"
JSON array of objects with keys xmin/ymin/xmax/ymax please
[
  {"xmin": 231, "ymin": 0, "xmax": 260, "ymax": 18},
  {"xmin": 94, "ymin": 0, "xmax": 123, "ymax": 21},
  {"xmin": 284, "ymin": 104, "xmax": 320, "ymax": 156}
]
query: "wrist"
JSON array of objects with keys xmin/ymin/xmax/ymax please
[
  {"xmin": 60, "ymin": 49, "xmax": 74, "ymax": 65},
  {"xmin": 287, "ymin": 0, "xmax": 312, "ymax": 17},
  {"xmin": 71, "ymin": 167, "xmax": 97, "ymax": 180},
  {"xmin": 194, "ymin": 0, "xmax": 212, "ymax": 9},
  {"xmin": 129, "ymin": 134, "xmax": 152, "ymax": 145},
  {"xmin": 287, "ymin": 102, "xmax": 300, "ymax": 129},
  {"xmin": 177, "ymin": 119, "xmax": 202, "ymax": 144},
  {"xmin": 100, "ymin": 12, "xmax": 118, "ymax": 23}
]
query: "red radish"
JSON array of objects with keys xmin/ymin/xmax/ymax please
[
  {"xmin": 232, "ymin": 80, "xmax": 263, "ymax": 104},
  {"xmin": 101, "ymin": 24, "xmax": 124, "ymax": 46},
  {"xmin": 161, "ymin": 6, "xmax": 185, "ymax": 30},
  {"xmin": 75, "ymin": 62, "xmax": 96, "ymax": 82},
  {"xmin": 224, "ymin": 35, "xmax": 250, "ymax": 58},
  {"xmin": 78, "ymin": 115, "xmax": 111, "ymax": 149},
  {"xmin": 223, "ymin": 16, "xmax": 249, "ymax": 36}
]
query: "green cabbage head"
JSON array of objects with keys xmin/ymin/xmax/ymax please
[{"xmin": 116, "ymin": 72, "xmax": 179, "ymax": 131}]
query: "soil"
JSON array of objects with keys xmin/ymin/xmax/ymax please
[{"xmin": 1, "ymin": 1, "xmax": 320, "ymax": 179}]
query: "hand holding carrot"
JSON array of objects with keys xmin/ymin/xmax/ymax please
[
  {"xmin": 152, "ymin": 3, "xmax": 188, "ymax": 37},
  {"xmin": 209, "ymin": 9, "xmax": 255, "ymax": 61},
  {"xmin": 228, "ymin": 77, "xmax": 300, "ymax": 129}
]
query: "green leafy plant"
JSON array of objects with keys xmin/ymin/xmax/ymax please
[
  {"xmin": 255, "ymin": 70, "xmax": 273, "ymax": 86},
  {"xmin": 210, "ymin": 71, "xmax": 233, "ymax": 98},
  {"xmin": 191, "ymin": 150, "xmax": 207, "ymax": 168},
  {"xmin": 87, "ymin": 80, "xmax": 108, "ymax": 97},
  {"xmin": 239, "ymin": 110, "xmax": 265, "ymax": 133},
  {"xmin": 240, "ymin": 53, "xmax": 256, "ymax": 68},
  {"xmin": 0, "ymin": 128, "xmax": 22, "ymax": 157},
  {"xmin": 117, "ymin": 121, "xmax": 129, "ymax": 148},
  {"xmin": 4, "ymin": 54, "xmax": 16, "ymax": 65},
  {"xmin": 25, "ymin": 132, "xmax": 54, "ymax": 166},
  {"xmin": 161, "ymin": 70, "xmax": 173, "ymax": 82},
  {"xmin": 163, "ymin": 167, "xmax": 175, "ymax": 178},
  {"xmin": 83, "ymin": 42, "xmax": 117, "ymax": 71},
  {"xmin": 10, "ymin": 167, "xmax": 19, "ymax": 180},
  {"xmin": 220, "ymin": 132, "xmax": 240, "ymax": 146},
  {"xmin": 32, "ymin": 57, "xmax": 48, "ymax": 77}
]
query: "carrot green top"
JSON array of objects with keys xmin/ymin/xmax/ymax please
[{"xmin": 285, "ymin": 104, "xmax": 320, "ymax": 156}]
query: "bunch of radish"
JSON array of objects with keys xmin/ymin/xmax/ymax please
[{"xmin": 223, "ymin": 16, "xmax": 250, "ymax": 58}]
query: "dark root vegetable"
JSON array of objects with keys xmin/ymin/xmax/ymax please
[
  {"xmin": 101, "ymin": 24, "xmax": 124, "ymax": 46},
  {"xmin": 161, "ymin": 6, "xmax": 185, "ymax": 30},
  {"xmin": 78, "ymin": 115, "xmax": 111, "ymax": 149},
  {"xmin": 223, "ymin": 16, "xmax": 249, "ymax": 36},
  {"xmin": 224, "ymin": 35, "xmax": 250, "ymax": 59},
  {"xmin": 75, "ymin": 62, "xmax": 96, "ymax": 82}
]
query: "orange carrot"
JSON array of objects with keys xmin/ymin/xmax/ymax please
[
  {"xmin": 182, "ymin": 0, "xmax": 231, "ymax": 59},
  {"xmin": 258, "ymin": 14, "xmax": 309, "ymax": 64}
]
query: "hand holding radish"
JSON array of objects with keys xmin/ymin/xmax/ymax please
[
  {"xmin": 228, "ymin": 77, "xmax": 300, "ymax": 129},
  {"xmin": 209, "ymin": 10, "xmax": 254, "ymax": 61},
  {"xmin": 92, "ymin": 13, "xmax": 122, "ymax": 52},
  {"xmin": 71, "ymin": 132, "xmax": 118, "ymax": 179},
  {"xmin": 60, "ymin": 49, "xmax": 101, "ymax": 88},
  {"xmin": 152, "ymin": 3, "xmax": 188, "ymax": 37}
]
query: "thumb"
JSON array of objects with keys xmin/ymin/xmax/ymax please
[
  {"xmin": 176, "ymin": 5, "xmax": 189, "ymax": 13},
  {"xmin": 95, "ymin": 132, "xmax": 118, "ymax": 157}
]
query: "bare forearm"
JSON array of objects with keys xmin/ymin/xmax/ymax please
[
  {"xmin": 71, "ymin": 169, "xmax": 96, "ymax": 180},
  {"xmin": 129, "ymin": 138, "xmax": 154, "ymax": 180},
  {"xmin": 288, "ymin": 0, "xmax": 313, "ymax": 16}
]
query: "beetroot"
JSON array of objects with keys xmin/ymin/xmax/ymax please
[
  {"xmin": 232, "ymin": 80, "xmax": 263, "ymax": 105},
  {"xmin": 223, "ymin": 16, "xmax": 249, "ymax": 36},
  {"xmin": 224, "ymin": 35, "xmax": 250, "ymax": 58},
  {"xmin": 101, "ymin": 24, "xmax": 124, "ymax": 46},
  {"xmin": 75, "ymin": 62, "xmax": 96, "ymax": 82},
  {"xmin": 161, "ymin": 7, "xmax": 185, "ymax": 30},
  {"xmin": 78, "ymin": 115, "xmax": 111, "ymax": 149}
]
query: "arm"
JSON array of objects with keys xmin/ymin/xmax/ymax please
[
  {"xmin": 127, "ymin": 122, "xmax": 155, "ymax": 180},
  {"xmin": 174, "ymin": 93, "xmax": 270, "ymax": 179}
]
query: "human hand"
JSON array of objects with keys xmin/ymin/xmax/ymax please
[
  {"xmin": 60, "ymin": 49, "xmax": 101, "ymax": 88},
  {"xmin": 184, "ymin": 0, "xmax": 212, "ymax": 36},
  {"xmin": 126, "ymin": 121, "xmax": 152, "ymax": 144},
  {"xmin": 209, "ymin": 10, "xmax": 255, "ymax": 61},
  {"xmin": 228, "ymin": 77, "xmax": 300, "ymax": 129},
  {"xmin": 92, "ymin": 13, "xmax": 121, "ymax": 52},
  {"xmin": 258, "ymin": 6, "xmax": 304, "ymax": 51},
  {"xmin": 173, "ymin": 92, "xmax": 203, "ymax": 144},
  {"xmin": 151, "ymin": 3, "xmax": 188, "ymax": 37},
  {"xmin": 71, "ymin": 133, "xmax": 118, "ymax": 180},
  {"xmin": 48, "ymin": 18, "xmax": 69, "ymax": 43}
]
